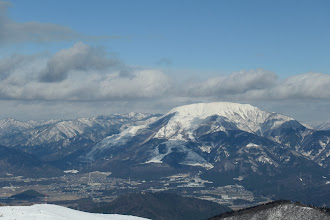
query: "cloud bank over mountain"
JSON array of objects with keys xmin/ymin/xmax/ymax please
[
  {"xmin": 0, "ymin": 42, "xmax": 329, "ymax": 103},
  {"xmin": 0, "ymin": 41, "xmax": 329, "ymax": 122}
]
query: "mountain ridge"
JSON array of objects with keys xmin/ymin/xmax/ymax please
[
  {"xmin": 209, "ymin": 200, "xmax": 330, "ymax": 220},
  {"xmin": 80, "ymin": 102, "xmax": 329, "ymax": 207},
  {"xmin": 0, "ymin": 113, "xmax": 160, "ymax": 163},
  {"xmin": 86, "ymin": 102, "xmax": 324, "ymax": 168},
  {"xmin": 0, "ymin": 102, "xmax": 329, "ymax": 207}
]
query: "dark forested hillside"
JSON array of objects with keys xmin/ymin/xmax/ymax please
[{"xmin": 91, "ymin": 192, "xmax": 231, "ymax": 220}]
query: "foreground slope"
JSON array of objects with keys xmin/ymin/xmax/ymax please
[
  {"xmin": 0, "ymin": 204, "xmax": 148, "ymax": 220},
  {"xmin": 209, "ymin": 200, "xmax": 330, "ymax": 220}
]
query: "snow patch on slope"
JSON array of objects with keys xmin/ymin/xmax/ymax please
[
  {"xmin": 246, "ymin": 143, "xmax": 262, "ymax": 149},
  {"xmin": 145, "ymin": 140, "xmax": 214, "ymax": 169},
  {"xmin": 86, "ymin": 124, "xmax": 146, "ymax": 159}
]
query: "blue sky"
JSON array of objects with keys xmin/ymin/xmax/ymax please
[
  {"xmin": 5, "ymin": 0, "xmax": 330, "ymax": 77},
  {"xmin": 0, "ymin": 0, "xmax": 330, "ymax": 122}
]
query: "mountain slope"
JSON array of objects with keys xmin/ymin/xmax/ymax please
[
  {"xmin": 0, "ymin": 204, "xmax": 148, "ymax": 220},
  {"xmin": 314, "ymin": 120, "xmax": 330, "ymax": 131},
  {"xmin": 86, "ymin": 102, "xmax": 327, "ymax": 175},
  {"xmin": 0, "ymin": 145, "xmax": 61, "ymax": 177},
  {"xmin": 209, "ymin": 200, "xmax": 330, "ymax": 220},
  {"xmin": 0, "ymin": 113, "xmax": 159, "ymax": 162},
  {"xmin": 299, "ymin": 130, "xmax": 330, "ymax": 167},
  {"xmin": 82, "ymin": 102, "xmax": 329, "ymax": 206}
]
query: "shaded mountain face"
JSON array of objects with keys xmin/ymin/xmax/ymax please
[
  {"xmin": 209, "ymin": 200, "xmax": 330, "ymax": 220},
  {"xmin": 85, "ymin": 102, "xmax": 329, "ymax": 176},
  {"xmin": 0, "ymin": 145, "xmax": 62, "ymax": 177},
  {"xmin": 299, "ymin": 130, "xmax": 330, "ymax": 168},
  {"xmin": 91, "ymin": 192, "xmax": 231, "ymax": 220}
]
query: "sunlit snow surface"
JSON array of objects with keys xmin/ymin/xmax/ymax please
[
  {"xmin": 219, "ymin": 204, "xmax": 330, "ymax": 220},
  {"xmin": 154, "ymin": 102, "xmax": 293, "ymax": 141},
  {"xmin": 0, "ymin": 204, "xmax": 148, "ymax": 220},
  {"xmin": 0, "ymin": 113, "xmax": 154, "ymax": 147},
  {"xmin": 86, "ymin": 124, "xmax": 147, "ymax": 159}
]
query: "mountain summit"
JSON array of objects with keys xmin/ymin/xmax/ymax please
[
  {"xmin": 153, "ymin": 102, "xmax": 295, "ymax": 140},
  {"xmin": 85, "ymin": 102, "xmax": 328, "ymax": 179}
]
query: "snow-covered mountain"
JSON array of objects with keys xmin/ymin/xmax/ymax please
[
  {"xmin": 154, "ymin": 102, "xmax": 294, "ymax": 139},
  {"xmin": 84, "ymin": 102, "xmax": 329, "ymax": 190},
  {"xmin": 1, "ymin": 102, "xmax": 329, "ymax": 176},
  {"xmin": 88, "ymin": 102, "xmax": 301, "ymax": 153},
  {"xmin": 0, "ymin": 113, "xmax": 157, "ymax": 146},
  {"xmin": 86, "ymin": 103, "xmax": 323, "ymax": 165},
  {"xmin": 314, "ymin": 120, "xmax": 330, "ymax": 131},
  {"xmin": 0, "ymin": 113, "xmax": 159, "ymax": 161},
  {"xmin": 209, "ymin": 200, "xmax": 330, "ymax": 220},
  {"xmin": 0, "ymin": 102, "xmax": 329, "ymax": 207},
  {"xmin": 0, "ymin": 204, "xmax": 148, "ymax": 220}
]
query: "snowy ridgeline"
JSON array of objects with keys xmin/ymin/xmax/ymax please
[
  {"xmin": 210, "ymin": 203, "xmax": 330, "ymax": 220},
  {"xmin": 0, "ymin": 204, "xmax": 149, "ymax": 220}
]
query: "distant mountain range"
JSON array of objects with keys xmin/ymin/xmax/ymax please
[
  {"xmin": 84, "ymin": 103, "xmax": 329, "ymax": 178},
  {"xmin": 0, "ymin": 113, "xmax": 159, "ymax": 163},
  {"xmin": 314, "ymin": 120, "xmax": 330, "ymax": 131},
  {"xmin": 0, "ymin": 102, "xmax": 329, "ymax": 206}
]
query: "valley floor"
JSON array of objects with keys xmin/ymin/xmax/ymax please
[{"xmin": 0, "ymin": 172, "xmax": 268, "ymax": 210}]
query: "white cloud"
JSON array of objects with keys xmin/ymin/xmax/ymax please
[
  {"xmin": 0, "ymin": 46, "xmax": 329, "ymax": 102},
  {"xmin": 268, "ymin": 73, "xmax": 330, "ymax": 99},
  {"xmin": 181, "ymin": 70, "xmax": 330, "ymax": 101},
  {"xmin": 39, "ymin": 42, "xmax": 118, "ymax": 82},
  {"xmin": 184, "ymin": 69, "xmax": 277, "ymax": 97},
  {"xmin": 0, "ymin": 45, "xmax": 171, "ymax": 101},
  {"xmin": 97, "ymin": 70, "xmax": 171, "ymax": 99},
  {"xmin": 0, "ymin": 54, "xmax": 37, "ymax": 80},
  {"xmin": 0, "ymin": 41, "xmax": 329, "ymax": 121}
]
